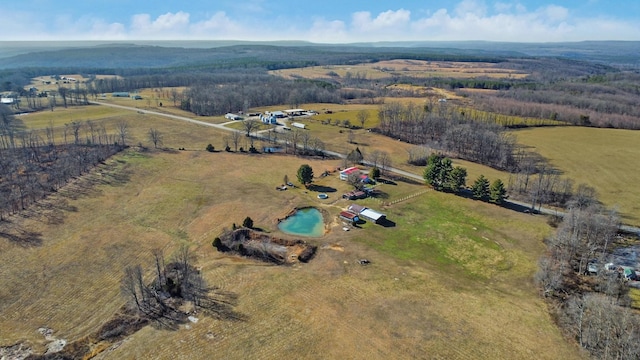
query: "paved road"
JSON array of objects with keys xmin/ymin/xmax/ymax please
[
  {"xmin": 92, "ymin": 101, "xmax": 640, "ymax": 236},
  {"xmin": 91, "ymin": 101, "xmax": 234, "ymax": 132}
]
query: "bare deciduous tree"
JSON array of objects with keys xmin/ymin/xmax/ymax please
[
  {"xmin": 71, "ymin": 121, "xmax": 82, "ymax": 145},
  {"xmin": 347, "ymin": 129, "xmax": 355, "ymax": 144},
  {"xmin": 356, "ymin": 109, "xmax": 370, "ymax": 129},
  {"xmin": 242, "ymin": 119, "xmax": 259, "ymax": 137},
  {"xmin": 230, "ymin": 130, "xmax": 241, "ymax": 152},
  {"xmin": 561, "ymin": 293, "xmax": 640, "ymax": 359},
  {"xmin": 116, "ymin": 120, "xmax": 129, "ymax": 147},
  {"xmin": 378, "ymin": 151, "xmax": 391, "ymax": 175},
  {"xmin": 148, "ymin": 128, "xmax": 163, "ymax": 149},
  {"xmin": 121, "ymin": 247, "xmax": 243, "ymax": 326}
]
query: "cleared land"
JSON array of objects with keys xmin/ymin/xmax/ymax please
[
  {"xmin": 516, "ymin": 126, "xmax": 640, "ymax": 223},
  {"xmin": 0, "ymin": 146, "xmax": 579, "ymax": 359},
  {"xmin": 270, "ymin": 59, "xmax": 529, "ymax": 80}
]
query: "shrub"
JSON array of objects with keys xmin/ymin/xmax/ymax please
[
  {"xmin": 206, "ymin": 144, "xmax": 215, "ymax": 152},
  {"xmin": 242, "ymin": 217, "xmax": 254, "ymax": 229},
  {"xmin": 370, "ymin": 167, "xmax": 381, "ymax": 179}
]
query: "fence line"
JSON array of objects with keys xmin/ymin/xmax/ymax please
[{"xmin": 380, "ymin": 190, "xmax": 429, "ymax": 206}]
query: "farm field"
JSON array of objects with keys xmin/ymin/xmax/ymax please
[
  {"xmin": 0, "ymin": 148, "xmax": 579, "ymax": 359},
  {"xmin": 270, "ymin": 59, "xmax": 529, "ymax": 81},
  {"xmin": 515, "ymin": 126, "xmax": 640, "ymax": 223},
  {"xmin": 17, "ymin": 104, "xmax": 230, "ymax": 151}
]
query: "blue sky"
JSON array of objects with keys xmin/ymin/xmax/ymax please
[{"xmin": 2, "ymin": 0, "xmax": 639, "ymax": 42}]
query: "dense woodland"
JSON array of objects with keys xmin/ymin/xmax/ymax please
[{"xmin": 377, "ymin": 102, "xmax": 518, "ymax": 170}]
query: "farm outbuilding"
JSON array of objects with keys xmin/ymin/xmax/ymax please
[
  {"xmin": 261, "ymin": 114, "xmax": 277, "ymax": 124},
  {"xmin": 347, "ymin": 204, "xmax": 366, "ymax": 214},
  {"xmin": 340, "ymin": 167, "xmax": 360, "ymax": 180},
  {"xmin": 343, "ymin": 190, "xmax": 366, "ymax": 200},
  {"xmin": 339, "ymin": 211, "xmax": 359, "ymax": 223},
  {"xmin": 359, "ymin": 208, "xmax": 386, "ymax": 224},
  {"xmin": 284, "ymin": 109, "xmax": 305, "ymax": 116},
  {"xmin": 225, "ymin": 113, "xmax": 243, "ymax": 120}
]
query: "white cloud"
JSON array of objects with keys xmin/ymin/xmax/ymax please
[
  {"xmin": 190, "ymin": 12, "xmax": 237, "ymax": 33},
  {"xmin": 1, "ymin": 1, "xmax": 639, "ymax": 42},
  {"xmin": 407, "ymin": 3, "xmax": 638, "ymax": 42},
  {"xmin": 351, "ymin": 9, "xmax": 411, "ymax": 32},
  {"xmin": 130, "ymin": 11, "xmax": 190, "ymax": 37}
]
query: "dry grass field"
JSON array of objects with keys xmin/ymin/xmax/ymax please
[
  {"xmin": 0, "ymin": 144, "xmax": 580, "ymax": 359},
  {"xmin": 94, "ymin": 91, "xmax": 229, "ymax": 125},
  {"xmin": 515, "ymin": 127, "xmax": 640, "ymax": 224},
  {"xmin": 17, "ymin": 104, "xmax": 230, "ymax": 151},
  {"xmin": 270, "ymin": 59, "xmax": 529, "ymax": 81}
]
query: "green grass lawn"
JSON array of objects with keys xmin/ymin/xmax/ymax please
[{"xmin": 355, "ymin": 189, "xmax": 549, "ymax": 282}]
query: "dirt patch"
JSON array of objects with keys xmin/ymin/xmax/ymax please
[
  {"xmin": 322, "ymin": 243, "xmax": 345, "ymax": 252},
  {"xmin": 214, "ymin": 228, "xmax": 318, "ymax": 264}
]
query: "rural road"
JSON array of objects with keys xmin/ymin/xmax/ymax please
[
  {"xmin": 90, "ymin": 101, "xmax": 234, "ymax": 132},
  {"xmin": 91, "ymin": 101, "xmax": 640, "ymax": 237}
]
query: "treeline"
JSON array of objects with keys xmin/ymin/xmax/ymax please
[
  {"xmin": 508, "ymin": 162, "xmax": 575, "ymax": 211},
  {"xmin": 466, "ymin": 72, "xmax": 640, "ymax": 129},
  {"xmin": 181, "ymin": 78, "xmax": 342, "ymax": 116},
  {"xmin": 0, "ymin": 106, "xmax": 127, "ymax": 220},
  {"xmin": 376, "ymin": 102, "xmax": 518, "ymax": 171},
  {"xmin": 534, "ymin": 194, "xmax": 640, "ymax": 358}
]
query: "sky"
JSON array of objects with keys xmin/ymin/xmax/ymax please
[{"xmin": 2, "ymin": 0, "xmax": 639, "ymax": 43}]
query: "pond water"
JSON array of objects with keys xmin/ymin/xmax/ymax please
[{"xmin": 278, "ymin": 208, "xmax": 324, "ymax": 237}]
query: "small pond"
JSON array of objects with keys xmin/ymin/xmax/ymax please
[{"xmin": 278, "ymin": 208, "xmax": 325, "ymax": 237}]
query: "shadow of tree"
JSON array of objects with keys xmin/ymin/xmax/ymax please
[
  {"xmin": 308, "ymin": 184, "xmax": 337, "ymax": 193},
  {"xmin": 0, "ymin": 226, "xmax": 43, "ymax": 247}
]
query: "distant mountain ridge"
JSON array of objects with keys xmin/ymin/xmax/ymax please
[{"xmin": 0, "ymin": 40, "xmax": 638, "ymax": 69}]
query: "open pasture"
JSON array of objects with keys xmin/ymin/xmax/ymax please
[
  {"xmin": 516, "ymin": 126, "xmax": 640, "ymax": 223},
  {"xmin": 18, "ymin": 104, "xmax": 130, "ymax": 129},
  {"xmin": 27, "ymin": 74, "xmax": 123, "ymax": 92},
  {"xmin": 18, "ymin": 104, "xmax": 229, "ymax": 151},
  {"xmin": 0, "ymin": 144, "xmax": 578, "ymax": 359},
  {"xmin": 270, "ymin": 59, "xmax": 529, "ymax": 81},
  {"xmin": 94, "ymin": 89, "xmax": 230, "ymax": 125}
]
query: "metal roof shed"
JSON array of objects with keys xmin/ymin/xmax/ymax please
[{"xmin": 359, "ymin": 209, "xmax": 386, "ymax": 224}]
